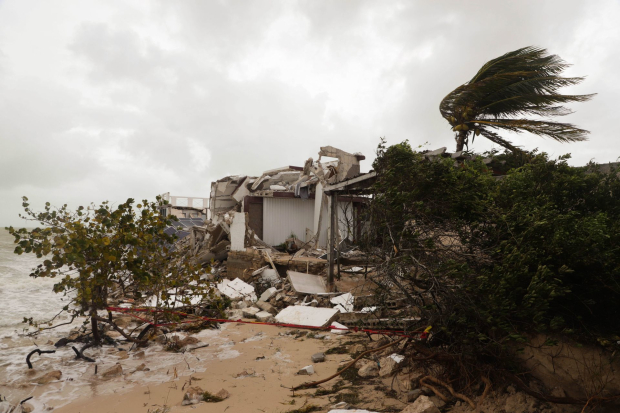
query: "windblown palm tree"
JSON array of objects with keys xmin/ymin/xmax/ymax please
[{"xmin": 440, "ymin": 46, "xmax": 595, "ymax": 152}]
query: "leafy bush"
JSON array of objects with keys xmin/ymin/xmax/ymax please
[{"xmin": 366, "ymin": 140, "xmax": 620, "ymax": 363}]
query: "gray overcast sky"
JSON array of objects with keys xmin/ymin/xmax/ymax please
[{"xmin": 1, "ymin": 1, "xmax": 618, "ymax": 226}]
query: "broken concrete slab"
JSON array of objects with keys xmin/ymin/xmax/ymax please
[
  {"xmin": 242, "ymin": 307, "xmax": 260, "ymax": 319},
  {"xmin": 259, "ymin": 268, "xmax": 280, "ymax": 285},
  {"xmin": 379, "ymin": 353, "xmax": 405, "ymax": 377},
  {"xmin": 229, "ymin": 212, "xmax": 247, "ymax": 252},
  {"xmin": 255, "ymin": 311, "xmax": 274, "ymax": 322},
  {"xmin": 259, "ymin": 287, "xmax": 278, "ymax": 302},
  {"xmin": 217, "ymin": 278, "xmax": 257, "ymax": 302},
  {"xmin": 275, "ymin": 306, "xmax": 339, "ymax": 328},
  {"xmin": 287, "ymin": 270, "xmax": 328, "ymax": 295},
  {"xmin": 330, "ymin": 293, "xmax": 354, "ymax": 313},
  {"xmin": 297, "ymin": 365, "xmax": 314, "ymax": 375},
  {"xmin": 330, "ymin": 321, "xmax": 349, "ymax": 334},
  {"xmin": 255, "ymin": 300, "xmax": 276, "ymax": 315}
]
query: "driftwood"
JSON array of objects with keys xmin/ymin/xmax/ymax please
[{"xmin": 26, "ymin": 349, "xmax": 56, "ymax": 369}]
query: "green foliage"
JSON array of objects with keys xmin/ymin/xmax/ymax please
[
  {"xmin": 440, "ymin": 46, "xmax": 594, "ymax": 152},
  {"xmin": 6, "ymin": 196, "xmax": 216, "ymax": 332},
  {"xmin": 367, "ymin": 141, "xmax": 620, "ymax": 363}
]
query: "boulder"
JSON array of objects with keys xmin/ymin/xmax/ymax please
[
  {"xmin": 215, "ymin": 388, "xmax": 231, "ymax": 400},
  {"xmin": 355, "ymin": 358, "xmax": 374, "ymax": 369},
  {"xmin": 401, "ymin": 395, "xmax": 440, "ymax": 413},
  {"xmin": 242, "ymin": 307, "xmax": 260, "ymax": 319},
  {"xmin": 311, "ymin": 352, "xmax": 326, "ymax": 363},
  {"xmin": 101, "ymin": 364, "xmax": 123, "ymax": 379},
  {"xmin": 255, "ymin": 311, "xmax": 274, "ymax": 322},
  {"xmin": 379, "ymin": 354, "xmax": 405, "ymax": 377},
  {"xmin": 407, "ymin": 389, "xmax": 423, "ymax": 402},
  {"xmin": 133, "ymin": 363, "xmax": 149, "ymax": 372},
  {"xmin": 358, "ymin": 362, "xmax": 379, "ymax": 378},
  {"xmin": 297, "ymin": 365, "xmax": 315, "ymax": 375},
  {"xmin": 182, "ymin": 386, "xmax": 205, "ymax": 405},
  {"xmin": 33, "ymin": 370, "xmax": 62, "ymax": 384}
]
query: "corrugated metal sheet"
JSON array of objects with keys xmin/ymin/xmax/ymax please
[{"xmin": 263, "ymin": 198, "xmax": 315, "ymax": 246}]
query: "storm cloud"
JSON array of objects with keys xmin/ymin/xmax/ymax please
[{"xmin": 1, "ymin": 1, "xmax": 617, "ymax": 226}]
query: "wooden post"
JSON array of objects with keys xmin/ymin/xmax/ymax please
[{"xmin": 328, "ymin": 192, "xmax": 337, "ymax": 291}]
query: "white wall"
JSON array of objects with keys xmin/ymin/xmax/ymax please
[{"xmin": 263, "ymin": 198, "xmax": 315, "ymax": 246}]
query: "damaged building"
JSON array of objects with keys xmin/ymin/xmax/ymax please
[{"xmin": 175, "ymin": 146, "xmax": 376, "ymax": 289}]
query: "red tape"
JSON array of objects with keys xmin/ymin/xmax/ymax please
[{"xmin": 106, "ymin": 306, "xmax": 422, "ymax": 338}]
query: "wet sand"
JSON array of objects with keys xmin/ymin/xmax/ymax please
[{"xmin": 51, "ymin": 323, "xmax": 355, "ymax": 413}]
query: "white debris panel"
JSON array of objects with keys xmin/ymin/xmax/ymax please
[
  {"xmin": 287, "ymin": 270, "xmax": 329, "ymax": 295},
  {"xmin": 217, "ymin": 278, "xmax": 257, "ymax": 302},
  {"xmin": 330, "ymin": 293, "xmax": 354, "ymax": 313},
  {"xmin": 275, "ymin": 305, "xmax": 339, "ymax": 327}
]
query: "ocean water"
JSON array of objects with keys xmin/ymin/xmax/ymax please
[{"xmin": 0, "ymin": 229, "xmax": 236, "ymax": 410}]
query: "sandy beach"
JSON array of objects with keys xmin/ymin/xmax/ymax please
[{"xmin": 8, "ymin": 322, "xmax": 402, "ymax": 413}]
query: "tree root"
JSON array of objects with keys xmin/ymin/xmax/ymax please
[
  {"xmin": 479, "ymin": 375, "xmax": 492, "ymax": 406},
  {"xmin": 420, "ymin": 375, "xmax": 476, "ymax": 409},
  {"xmin": 26, "ymin": 349, "xmax": 56, "ymax": 369},
  {"xmin": 72, "ymin": 343, "xmax": 95, "ymax": 363},
  {"xmin": 292, "ymin": 337, "xmax": 406, "ymax": 391},
  {"xmin": 93, "ymin": 316, "xmax": 147, "ymax": 344}
]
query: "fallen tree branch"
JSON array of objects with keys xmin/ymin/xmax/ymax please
[
  {"xmin": 93, "ymin": 316, "xmax": 147, "ymax": 344},
  {"xmin": 26, "ymin": 349, "xmax": 56, "ymax": 369},
  {"xmin": 292, "ymin": 337, "xmax": 406, "ymax": 391}
]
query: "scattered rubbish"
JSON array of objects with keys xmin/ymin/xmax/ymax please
[{"xmin": 275, "ymin": 306, "xmax": 339, "ymax": 328}]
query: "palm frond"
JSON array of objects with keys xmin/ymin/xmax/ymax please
[{"xmin": 440, "ymin": 46, "xmax": 595, "ymax": 152}]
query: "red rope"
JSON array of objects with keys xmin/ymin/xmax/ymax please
[{"xmin": 106, "ymin": 306, "xmax": 422, "ymax": 338}]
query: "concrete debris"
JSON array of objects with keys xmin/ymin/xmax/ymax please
[
  {"xmin": 311, "ymin": 352, "xmax": 326, "ymax": 363},
  {"xmin": 331, "ymin": 402, "xmax": 349, "ymax": 409},
  {"xmin": 297, "ymin": 365, "xmax": 315, "ymax": 375},
  {"xmin": 259, "ymin": 287, "xmax": 278, "ymax": 302},
  {"xmin": 0, "ymin": 402, "xmax": 13, "ymax": 413},
  {"xmin": 101, "ymin": 364, "xmax": 123, "ymax": 379},
  {"xmin": 242, "ymin": 307, "xmax": 260, "ymax": 319},
  {"xmin": 255, "ymin": 311, "xmax": 274, "ymax": 322},
  {"xmin": 330, "ymin": 293, "xmax": 354, "ymax": 313},
  {"xmin": 401, "ymin": 395, "xmax": 441, "ymax": 413},
  {"xmin": 217, "ymin": 278, "xmax": 257, "ymax": 302},
  {"xmin": 226, "ymin": 309, "xmax": 244, "ymax": 320},
  {"xmin": 275, "ymin": 306, "xmax": 339, "ymax": 327},
  {"xmin": 330, "ymin": 321, "xmax": 349, "ymax": 334},
  {"xmin": 255, "ymin": 300, "xmax": 277, "ymax": 315},
  {"xmin": 287, "ymin": 271, "xmax": 329, "ymax": 295}
]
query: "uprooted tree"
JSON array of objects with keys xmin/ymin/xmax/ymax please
[
  {"xmin": 363, "ymin": 140, "xmax": 620, "ymax": 407},
  {"xmin": 6, "ymin": 197, "xmax": 221, "ymax": 352}
]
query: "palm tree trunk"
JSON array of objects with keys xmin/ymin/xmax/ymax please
[{"xmin": 456, "ymin": 130, "xmax": 467, "ymax": 152}]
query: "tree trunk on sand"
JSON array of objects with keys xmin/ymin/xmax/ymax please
[{"xmin": 90, "ymin": 310, "xmax": 100, "ymax": 344}]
